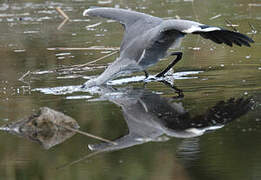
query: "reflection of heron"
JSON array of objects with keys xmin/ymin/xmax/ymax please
[
  {"xmin": 88, "ymin": 87, "xmax": 253, "ymax": 152},
  {"xmin": 82, "ymin": 7, "xmax": 254, "ymax": 88}
]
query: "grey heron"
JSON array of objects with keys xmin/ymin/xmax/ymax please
[{"xmin": 82, "ymin": 7, "xmax": 254, "ymax": 88}]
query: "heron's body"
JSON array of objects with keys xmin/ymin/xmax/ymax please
[{"xmin": 82, "ymin": 7, "xmax": 254, "ymax": 88}]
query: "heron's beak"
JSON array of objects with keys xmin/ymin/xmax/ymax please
[{"xmin": 83, "ymin": 9, "xmax": 90, "ymax": 16}]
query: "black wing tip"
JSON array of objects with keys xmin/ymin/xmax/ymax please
[
  {"xmin": 238, "ymin": 37, "xmax": 253, "ymax": 47},
  {"xmin": 220, "ymin": 29, "xmax": 254, "ymax": 47},
  {"xmin": 233, "ymin": 39, "xmax": 251, "ymax": 47},
  {"xmin": 197, "ymin": 27, "xmax": 254, "ymax": 48},
  {"xmin": 231, "ymin": 30, "xmax": 255, "ymax": 44},
  {"xmin": 239, "ymin": 32, "xmax": 255, "ymax": 43}
]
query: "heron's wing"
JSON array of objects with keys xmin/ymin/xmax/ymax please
[
  {"xmin": 83, "ymin": 7, "xmax": 157, "ymax": 27},
  {"xmin": 83, "ymin": 7, "xmax": 162, "ymax": 51},
  {"xmin": 159, "ymin": 19, "xmax": 254, "ymax": 47}
]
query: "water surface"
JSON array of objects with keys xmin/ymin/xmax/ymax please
[{"xmin": 0, "ymin": 0, "xmax": 260, "ymax": 179}]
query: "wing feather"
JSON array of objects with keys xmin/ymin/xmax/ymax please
[
  {"xmin": 158, "ymin": 20, "xmax": 254, "ymax": 47},
  {"xmin": 83, "ymin": 8, "xmax": 254, "ymax": 47},
  {"xmin": 83, "ymin": 7, "xmax": 156, "ymax": 27},
  {"xmin": 194, "ymin": 29, "xmax": 253, "ymax": 47},
  {"xmin": 83, "ymin": 7, "xmax": 162, "ymax": 51}
]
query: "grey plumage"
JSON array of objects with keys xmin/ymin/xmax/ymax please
[{"xmin": 82, "ymin": 7, "xmax": 254, "ymax": 88}]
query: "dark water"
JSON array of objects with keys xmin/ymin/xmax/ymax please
[{"xmin": 0, "ymin": 0, "xmax": 261, "ymax": 179}]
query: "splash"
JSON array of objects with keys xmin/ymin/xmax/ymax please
[{"xmin": 32, "ymin": 70, "xmax": 203, "ymax": 96}]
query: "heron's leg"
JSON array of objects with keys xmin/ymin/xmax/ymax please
[
  {"xmin": 156, "ymin": 52, "xmax": 183, "ymax": 78},
  {"xmin": 144, "ymin": 70, "xmax": 149, "ymax": 79},
  {"xmin": 160, "ymin": 80, "xmax": 184, "ymax": 99}
]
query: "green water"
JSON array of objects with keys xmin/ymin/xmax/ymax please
[{"xmin": 0, "ymin": 0, "xmax": 260, "ymax": 179}]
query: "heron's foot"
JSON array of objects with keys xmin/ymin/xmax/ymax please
[{"xmin": 159, "ymin": 80, "xmax": 184, "ymax": 99}]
